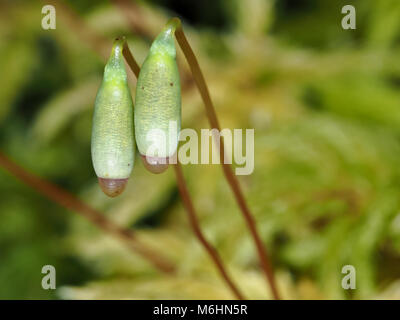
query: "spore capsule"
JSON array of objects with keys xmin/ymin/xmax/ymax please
[
  {"xmin": 91, "ymin": 37, "xmax": 135, "ymax": 197},
  {"xmin": 135, "ymin": 24, "xmax": 181, "ymax": 174}
]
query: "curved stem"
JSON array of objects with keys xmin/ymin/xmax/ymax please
[
  {"xmin": 122, "ymin": 41, "xmax": 141, "ymax": 77},
  {"xmin": 170, "ymin": 18, "xmax": 280, "ymax": 299},
  {"xmin": 0, "ymin": 152, "xmax": 175, "ymax": 274},
  {"xmin": 122, "ymin": 40, "xmax": 245, "ymax": 300},
  {"xmin": 173, "ymin": 163, "xmax": 244, "ymax": 300}
]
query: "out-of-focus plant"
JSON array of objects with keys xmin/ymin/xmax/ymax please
[{"xmin": 0, "ymin": 0, "xmax": 400, "ymax": 299}]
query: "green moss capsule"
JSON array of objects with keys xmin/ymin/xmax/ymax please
[
  {"xmin": 135, "ymin": 23, "xmax": 181, "ymax": 173},
  {"xmin": 91, "ymin": 37, "xmax": 135, "ymax": 197}
]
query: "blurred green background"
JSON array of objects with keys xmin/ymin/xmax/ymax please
[{"xmin": 0, "ymin": 0, "xmax": 400, "ymax": 299}]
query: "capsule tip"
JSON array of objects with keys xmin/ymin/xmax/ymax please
[
  {"xmin": 141, "ymin": 154, "xmax": 169, "ymax": 174},
  {"xmin": 98, "ymin": 177, "xmax": 128, "ymax": 197}
]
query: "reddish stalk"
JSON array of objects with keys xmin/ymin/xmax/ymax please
[
  {"xmin": 122, "ymin": 41, "xmax": 245, "ymax": 300},
  {"xmin": 173, "ymin": 163, "xmax": 244, "ymax": 300},
  {"xmin": 0, "ymin": 152, "xmax": 175, "ymax": 274},
  {"xmin": 170, "ymin": 18, "xmax": 281, "ymax": 299}
]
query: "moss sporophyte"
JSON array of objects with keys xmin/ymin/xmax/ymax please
[
  {"xmin": 91, "ymin": 24, "xmax": 181, "ymax": 196},
  {"xmin": 135, "ymin": 22, "xmax": 181, "ymax": 174},
  {"xmin": 89, "ymin": 17, "xmax": 278, "ymax": 299},
  {"xmin": 91, "ymin": 37, "xmax": 135, "ymax": 197}
]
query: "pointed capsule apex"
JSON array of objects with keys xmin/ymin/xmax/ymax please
[
  {"xmin": 110, "ymin": 36, "xmax": 125, "ymax": 59},
  {"xmin": 104, "ymin": 37, "xmax": 127, "ymax": 77},
  {"xmin": 141, "ymin": 155, "xmax": 169, "ymax": 174},
  {"xmin": 149, "ymin": 25, "xmax": 177, "ymax": 58},
  {"xmin": 98, "ymin": 178, "xmax": 128, "ymax": 197}
]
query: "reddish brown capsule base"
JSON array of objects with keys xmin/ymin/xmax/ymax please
[
  {"xmin": 141, "ymin": 154, "xmax": 169, "ymax": 174},
  {"xmin": 98, "ymin": 177, "xmax": 128, "ymax": 197}
]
